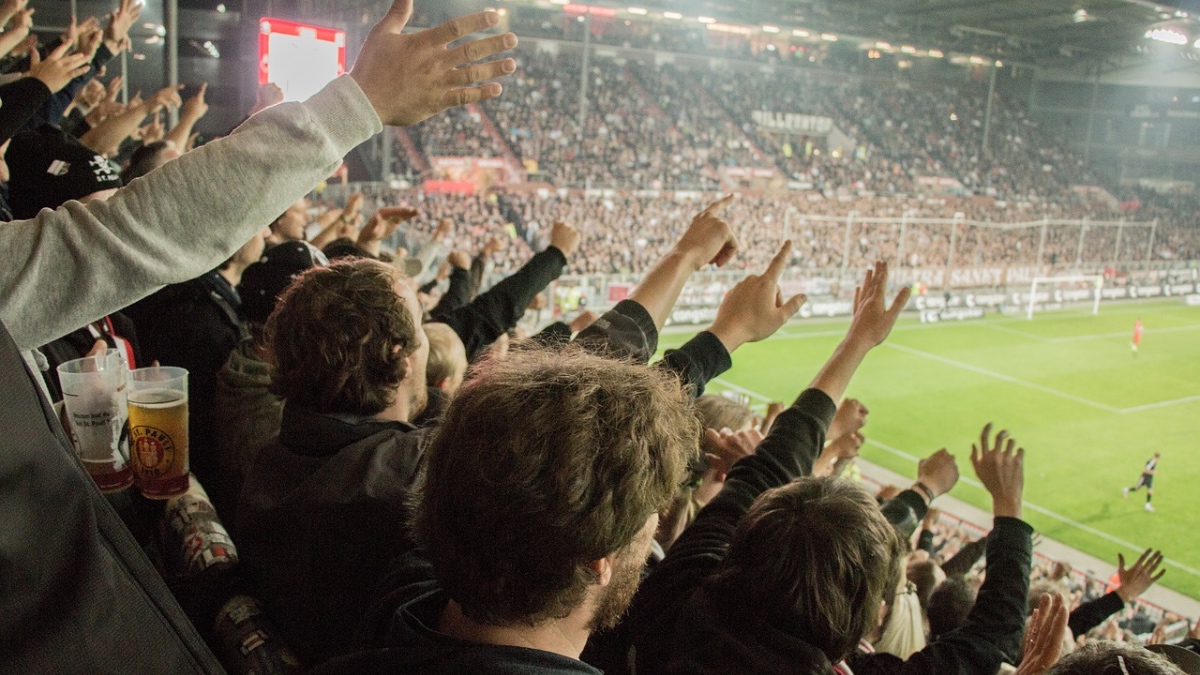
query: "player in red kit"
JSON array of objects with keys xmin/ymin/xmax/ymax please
[{"xmin": 1131, "ymin": 318, "xmax": 1143, "ymax": 353}]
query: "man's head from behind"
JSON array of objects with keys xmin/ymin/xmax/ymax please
[
  {"xmin": 265, "ymin": 258, "xmax": 427, "ymax": 419},
  {"xmin": 927, "ymin": 574, "xmax": 978, "ymax": 639},
  {"xmin": 415, "ymin": 346, "xmax": 698, "ymax": 630},
  {"xmin": 423, "ymin": 322, "xmax": 467, "ymax": 394},
  {"xmin": 709, "ymin": 477, "xmax": 905, "ymax": 662},
  {"xmin": 1047, "ymin": 642, "xmax": 1188, "ymax": 675}
]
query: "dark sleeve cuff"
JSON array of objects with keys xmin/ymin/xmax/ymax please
[
  {"xmin": 92, "ymin": 43, "xmax": 116, "ymax": 69},
  {"xmin": 543, "ymin": 246, "xmax": 569, "ymax": 267},
  {"xmin": 793, "ymin": 388, "xmax": 838, "ymax": 429},
  {"xmin": 574, "ymin": 299, "xmax": 658, "ymax": 363},
  {"xmin": 660, "ymin": 330, "xmax": 732, "ymax": 397},
  {"xmin": 992, "ymin": 516, "xmax": 1035, "ymax": 539},
  {"xmin": 881, "ymin": 490, "xmax": 928, "ymax": 538}
]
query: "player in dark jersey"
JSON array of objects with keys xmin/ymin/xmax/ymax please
[{"xmin": 1123, "ymin": 452, "xmax": 1159, "ymax": 512}]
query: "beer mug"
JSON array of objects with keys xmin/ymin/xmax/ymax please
[
  {"xmin": 57, "ymin": 351, "xmax": 134, "ymax": 493},
  {"xmin": 127, "ymin": 366, "xmax": 190, "ymax": 499}
]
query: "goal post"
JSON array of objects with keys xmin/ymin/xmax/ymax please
[{"xmin": 1027, "ymin": 275, "xmax": 1104, "ymax": 320}]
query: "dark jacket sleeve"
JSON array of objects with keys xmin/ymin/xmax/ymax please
[
  {"xmin": 1068, "ymin": 591, "xmax": 1124, "ymax": 638},
  {"xmin": 941, "ymin": 537, "xmax": 988, "ymax": 577},
  {"xmin": 530, "ymin": 321, "xmax": 572, "ymax": 347},
  {"xmin": 881, "ymin": 490, "xmax": 929, "ymax": 539},
  {"xmin": 433, "ymin": 246, "xmax": 566, "ymax": 361},
  {"xmin": 629, "ymin": 389, "xmax": 837, "ymax": 675},
  {"xmin": 916, "ymin": 528, "xmax": 934, "ymax": 555},
  {"xmin": 852, "ymin": 518, "xmax": 1034, "ymax": 675},
  {"xmin": 574, "ymin": 299, "xmax": 657, "ymax": 364},
  {"xmin": 0, "ymin": 78, "xmax": 52, "ymax": 144},
  {"xmin": 429, "ymin": 267, "xmax": 470, "ymax": 317},
  {"xmin": 656, "ymin": 330, "xmax": 731, "ymax": 400}
]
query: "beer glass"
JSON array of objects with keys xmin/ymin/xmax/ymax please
[
  {"xmin": 57, "ymin": 351, "xmax": 134, "ymax": 492},
  {"xmin": 127, "ymin": 366, "xmax": 190, "ymax": 499}
]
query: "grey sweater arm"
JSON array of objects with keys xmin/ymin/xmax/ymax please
[{"xmin": 0, "ymin": 75, "xmax": 382, "ymax": 349}]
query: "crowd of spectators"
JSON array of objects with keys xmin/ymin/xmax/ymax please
[
  {"xmin": 350, "ymin": 190, "xmax": 1199, "ymax": 277},
  {"xmin": 3, "ymin": 2, "xmax": 1200, "ymax": 675}
]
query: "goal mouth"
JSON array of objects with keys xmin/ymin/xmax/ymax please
[{"xmin": 1026, "ymin": 275, "xmax": 1104, "ymax": 319}]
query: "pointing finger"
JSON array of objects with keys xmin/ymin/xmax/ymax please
[{"xmin": 764, "ymin": 240, "xmax": 792, "ymax": 282}]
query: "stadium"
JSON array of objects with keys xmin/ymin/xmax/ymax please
[{"xmin": 3, "ymin": 0, "xmax": 1199, "ymax": 672}]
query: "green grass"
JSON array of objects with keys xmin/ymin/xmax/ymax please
[{"xmin": 661, "ymin": 299, "xmax": 1200, "ymax": 599}]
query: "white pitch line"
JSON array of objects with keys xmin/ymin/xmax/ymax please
[
  {"xmin": 882, "ymin": 342, "xmax": 1122, "ymax": 413},
  {"xmin": 1121, "ymin": 393, "xmax": 1200, "ymax": 414},
  {"xmin": 865, "ymin": 438, "xmax": 1200, "ymax": 579},
  {"xmin": 711, "ymin": 377, "xmax": 774, "ymax": 402}
]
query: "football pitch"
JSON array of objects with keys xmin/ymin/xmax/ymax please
[{"xmin": 661, "ymin": 299, "xmax": 1200, "ymax": 600}]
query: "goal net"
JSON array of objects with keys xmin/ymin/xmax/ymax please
[{"xmin": 1026, "ymin": 275, "xmax": 1104, "ymax": 320}]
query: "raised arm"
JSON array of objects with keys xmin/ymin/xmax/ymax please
[
  {"xmin": 628, "ymin": 194, "xmax": 738, "ymax": 330},
  {"xmin": 812, "ymin": 261, "xmax": 910, "ymax": 403},
  {"xmin": 575, "ymin": 197, "xmax": 738, "ymax": 362},
  {"xmin": 891, "ymin": 425, "xmax": 1033, "ymax": 675},
  {"xmin": 164, "ymin": 83, "xmax": 209, "ymax": 151}
]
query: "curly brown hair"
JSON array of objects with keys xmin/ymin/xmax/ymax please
[
  {"xmin": 264, "ymin": 258, "xmax": 419, "ymax": 415},
  {"xmin": 414, "ymin": 345, "xmax": 698, "ymax": 626}
]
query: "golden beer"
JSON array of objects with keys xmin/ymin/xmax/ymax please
[{"xmin": 128, "ymin": 388, "xmax": 190, "ymax": 499}]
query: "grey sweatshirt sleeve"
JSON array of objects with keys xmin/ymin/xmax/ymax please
[{"xmin": 0, "ymin": 75, "xmax": 382, "ymax": 350}]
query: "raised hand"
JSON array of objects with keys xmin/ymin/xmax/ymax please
[
  {"xmin": 549, "ymin": 221, "xmax": 582, "ymax": 258},
  {"xmin": 138, "ymin": 112, "xmax": 165, "ymax": 143},
  {"xmin": 180, "ymin": 82, "xmax": 209, "ymax": 121},
  {"xmin": 432, "ymin": 217, "xmax": 454, "ymax": 241},
  {"xmin": 1015, "ymin": 593, "xmax": 1068, "ymax": 675},
  {"xmin": 350, "ymin": 0, "xmax": 517, "ymax": 126},
  {"xmin": 708, "ymin": 241, "xmax": 806, "ymax": 352},
  {"xmin": 10, "ymin": 6, "xmax": 33, "ymax": 33},
  {"xmin": 0, "ymin": 0, "xmax": 28, "ymax": 25},
  {"xmin": 146, "ymin": 85, "xmax": 184, "ymax": 113},
  {"xmin": 1115, "ymin": 548, "xmax": 1166, "ymax": 603},
  {"xmin": 703, "ymin": 427, "xmax": 764, "ymax": 482},
  {"xmin": 357, "ymin": 206, "xmax": 419, "ymax": 256},
  {"xmin": 813, "ymin": 431, "xmax": 863, "ymax": 478},
  {"xmin": 29, "ymin": 42, "xmax": 92, "ymax": 94},
  {"xmin": 676, "ymin": 194, "xmax": 739, "ymax": 269},
  {"xmin": 447, "ymin": 250, "xmax": 471, "ymax": 270},
  {"xmin": 829, "ymin": 398, "xmax": 869, "ymax": 440},
  {"xmin": 916, "ymin": 448, "xmax": 960, "ymax": 501},
  {"xmin": 104, "ymin": 0, "xmax": 142, "ymax": 53},
  {"xmin": 76, "ymin": 17, "xmax": 104, "ymax": 60},
  {"xmin": 847, "ymin": 261, "xmax": 911, "ymax": 348},
  {"xmin": 483, "ymin": 235, "xmax": 505, "ymax": 257},
  {"xmin": 971, "ymin": 423, "xmax": 1025, "ymax": 519}
]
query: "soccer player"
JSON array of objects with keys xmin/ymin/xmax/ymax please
[
  {"xmin": 1123, "ymin": 452, "xmax": 1159, "ymax": 512},
  {"xmin": 1131, "ymin": 317, "xmax": 1143, "ymax": 353}
]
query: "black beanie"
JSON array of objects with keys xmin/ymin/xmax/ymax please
[
  {"xmin": 238, "ymin": 241, "xmax": 319, "ymax": 325},
  {"xmin": 6, "ymin": 124, "xmax": 123, "ymax": 220}
]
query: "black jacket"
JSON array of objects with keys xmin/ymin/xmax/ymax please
[
  {"xmin": 1067, "ymin": 591, "xmax": 1125, "ymax": 638},
  {"xmin": 236, "ymin": 403, "xmax": 433, "ymax": 667},
  {"xmin": 312, "ymin": 582, "xmax": 604, "ymax": 675}
]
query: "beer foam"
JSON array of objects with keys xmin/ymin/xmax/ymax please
[{"xmin": 128, "ymin": 388, "xmax": 188, "ymax": 408}]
